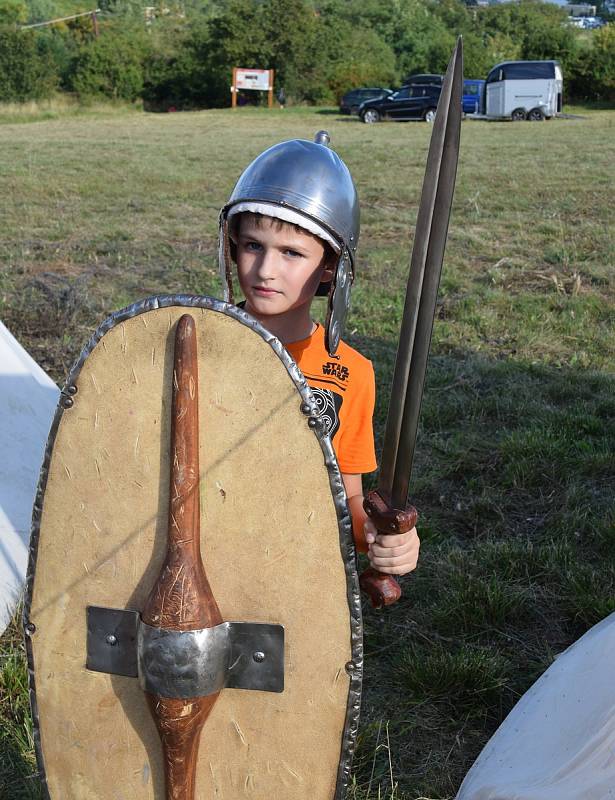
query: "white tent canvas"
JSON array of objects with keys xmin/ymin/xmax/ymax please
[
  {"xmin": 0, "ymin": 321, "xmax": 59, "ymax": 635},
  {"xmin": 457, "ymin": 611, "xmax": 615, "ymax": 800}
]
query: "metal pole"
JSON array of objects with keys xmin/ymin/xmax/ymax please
[{"xmin": 22, "ymin": 9, "xmax": 100, "ymax": 28}]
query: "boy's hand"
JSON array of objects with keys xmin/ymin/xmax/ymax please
[
  {"xmin": 342, "ymin": 474, "xmax": 420, "ymax": 577},
  {"xmin": 364, "ymin": 519, "xmax": 420, "ymax": 576}
]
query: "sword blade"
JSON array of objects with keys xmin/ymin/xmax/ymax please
[{"xmin": 378, "ymin": 38, "xmax": 463, "ymax": 510}]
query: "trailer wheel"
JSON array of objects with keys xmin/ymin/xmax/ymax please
[
  {"xmin": 528, "ymin": 107, "xmax": 545, "ymax": 122},
  {"xmin": 511, "ymin": 108, "xmax": 527, "ymax": 122}
]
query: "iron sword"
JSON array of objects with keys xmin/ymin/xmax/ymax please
[{"xmin": 361, "ymin": 38, "xmax": 463, "ymax": 608}]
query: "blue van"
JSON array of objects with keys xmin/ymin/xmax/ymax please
[
  {"xmin": 406, "ymin": 75, "xmax": 485, "ymax": 114},
  {"xmin": 403, "ymin": 77, "xmax": 485, "ymax": 114},
  {"xmin": 463, "ymin": 79, "xmax": 485, "ymax": 114}
]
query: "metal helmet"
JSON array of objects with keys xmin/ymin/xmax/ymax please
[{"xmin": 218, "ymin": 130, "xmax": 360, "ymax": 355}]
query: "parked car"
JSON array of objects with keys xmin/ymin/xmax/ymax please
[
  {"xmin": 462, "ymin": 79, "xmax": 485, "ymax": 114},
  {"xmin": 339, "ymin": 87, "xmax": 392, "ymax": 115},
  {"xmin": 359, "ymin": 84, "xmax": 441, "ymax": 123}
]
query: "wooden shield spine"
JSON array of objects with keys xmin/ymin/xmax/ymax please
[{"xmin": 23, "ymin": 294, "xmax": 364, "ymax": 800}]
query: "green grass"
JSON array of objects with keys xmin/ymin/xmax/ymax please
[
  {"xmin": 0, "ymin": 102, "xmax": 614, "ymax": 798},
  {"xmin": 0, "ymin": 612, "xmax": 42, "ymax": 799}
]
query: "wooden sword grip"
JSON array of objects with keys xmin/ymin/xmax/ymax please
[
  {"xmin": 360, "ymin": 490, "xmax": 418, "ymax": 609},
  {"xmin": 141, "ymin": 314, "xmax": 222, "ymax": 800}
]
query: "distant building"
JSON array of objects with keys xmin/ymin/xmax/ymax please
[
  {"xmin": 487, "ymin": 0, "xmax": 594, "ymax": 7},
  {"xmin": 567, "ymin": 3, "xmax": 597, "ymax": 15},
  {"xmin": 143, "ymin": 3, "xmax": 185, "ymax": 24}
]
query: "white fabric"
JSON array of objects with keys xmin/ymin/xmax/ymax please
[
  {"xmin": 456, "ymin": 611, "xmax": 615, "ymax": 800},
  {"xmin": 227, "ymin": 201, "xmax": 341, "ymax": 252},
  {"xmin": 0, "ymin": 321, "xmax": 59, "ymax": 634}
]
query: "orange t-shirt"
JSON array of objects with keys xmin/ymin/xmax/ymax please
[{"xmin": 286, "ymin": 324, "xmax": 377, "ymax": 475}]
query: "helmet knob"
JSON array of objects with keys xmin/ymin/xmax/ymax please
[{"xmin": 314, "ymin": 130, "xmax": 331, "ymax": 147}]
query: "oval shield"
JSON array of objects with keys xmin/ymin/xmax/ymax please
[{"xmin": 24, "ymin": 296, "xmax": 362, "ymax": 800}]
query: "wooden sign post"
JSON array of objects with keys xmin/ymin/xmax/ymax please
[{"xmin": 231, "ymin": 68, "xmax": 275, "ymax": 108}]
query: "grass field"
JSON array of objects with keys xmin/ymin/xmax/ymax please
[{"xmin": 1, "ymin": 103, "xmax": 614, "ymax": 799}]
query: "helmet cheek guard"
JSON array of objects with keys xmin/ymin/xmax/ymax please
[
  {"xmin": 324, "ymin": 248, "xmax": 353, "ymax": 356},
  {"xmin": 218, "ymin": 131, "xmax": 359, "ymax": 356}
]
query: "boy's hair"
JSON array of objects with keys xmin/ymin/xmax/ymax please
[{"xmin": 230, "ymin": 211, "xmax": 337, "ymax": 273}]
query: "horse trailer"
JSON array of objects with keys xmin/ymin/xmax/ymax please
[{"xmin": 484, "ymin": 60, "xmax": 563, "ymax": 121}]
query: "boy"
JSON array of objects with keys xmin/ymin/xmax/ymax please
[{"xmin": 218, "ymin": 131, "xmax": 419, "ymax": 576}]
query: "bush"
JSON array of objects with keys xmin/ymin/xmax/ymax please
[
  {"xmin": 0, "ymin": 0, "xmax": 27, "ymax": 25},
  {"xmin": 142, "ymin": 22, "xmax": 221, "ymax": 110},
  {"xmin": 320, "ymin": 23, "xmax": 398, "ymax": 103},
  {"xmin": 70, "ymin": 27, "xmax": 146, "ymax": 101},
  {"xmin": 0, "ymin": 25, "xmax": 58, "ymax": 101},
  {"xmin": 569, "ymin": 23, "xmax": 615, "ymax": 101}
]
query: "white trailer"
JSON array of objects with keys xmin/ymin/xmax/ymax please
[{"xmin": 484, "ymin": 60, "xmax": 563, "ymax": 121}]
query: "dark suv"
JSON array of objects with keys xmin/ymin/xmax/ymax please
[
  {"xmin": 339, "ymin": 87, "xmax": 392, "ymax": 115},
  {"xmin": 359, "ymin": 84, "xmax": 441, "ymax": 123}
]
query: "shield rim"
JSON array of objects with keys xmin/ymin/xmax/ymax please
[{"xmin": 23, "ymin": 293, "xmax": 363, "ymax": 800}]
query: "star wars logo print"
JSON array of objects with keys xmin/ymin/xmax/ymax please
[
  {"xmin": 322, "ymin": 362, "xmax": 349, "ymax": 382},
  {"xmin": 310, "ymin": 387, "xmax": 343, "ymax": 440}
]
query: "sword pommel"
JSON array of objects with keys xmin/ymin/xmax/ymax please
[{"xmin": 360, "ymin": 567, "xmax": 401, "ymax": 609}]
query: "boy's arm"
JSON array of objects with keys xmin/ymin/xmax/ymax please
[{"xmin": 342, "ymin": 473, "xmax": 420, "ymax": 576}]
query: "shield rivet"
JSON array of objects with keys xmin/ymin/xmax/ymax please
[
  {"xmin": 106, "ymin": 634, "xmax": 118, "ymax": 647},
  {"xmin": 300, "ymin": 402, "xmax": 312, "ymax": 415},
  {"xmin": 61, "ymin": 396, "xmax": 74, "ymax": 409},
  {"xmin": 252, "ymin": 651, "xmax": 266, "ymax": 663},
  {"xmin": 25, "ymin": 622, "xmax": 36, "ymax": 635},
  {"xmin": 66, "ymin": 385, "xmax": 78, "ymax": 395},
  {"xmin": 308, "ymin": 417, "xmax": 319, "ymax": 429}
]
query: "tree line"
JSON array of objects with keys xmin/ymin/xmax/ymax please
[{"xmin": 0, "ymin": 0, "xmax": 614, "ymax": 107}]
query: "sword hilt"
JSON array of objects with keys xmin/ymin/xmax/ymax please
[{"xmin": 360, "ymin": 490, "xmax": 418, "ymax": 608}]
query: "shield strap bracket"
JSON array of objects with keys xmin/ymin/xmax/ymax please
[{"xmin": 86, "ymin": 606, "xmax": 284, "ymax": 697}]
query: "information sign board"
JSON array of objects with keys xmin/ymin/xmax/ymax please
[
  {"xmin": 231, "ymin": 67, "xmax": 275, "ymax": 108},
  {"xmin": 235, "ymin": 69, "xmax": 272, "ymax": 91}
]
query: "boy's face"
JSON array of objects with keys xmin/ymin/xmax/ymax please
[{"xmin": 235, "ymin": 215, "xmax": 333, "ymax": 320}]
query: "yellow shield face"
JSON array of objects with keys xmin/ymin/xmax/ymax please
[{"xmin": 26, "ymin": 297, "xmax": 362, "ymax": 800}]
